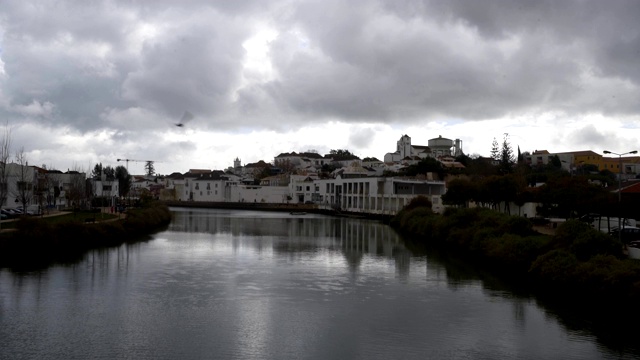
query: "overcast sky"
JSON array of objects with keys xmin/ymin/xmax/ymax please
[{"xmin": 1, "ymin": 0, "xmax": 640, "ymax": 175}]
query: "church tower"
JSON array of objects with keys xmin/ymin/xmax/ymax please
[{"xmin": 397, "ymin": 135, "xmax": 412, "ymax": 158}]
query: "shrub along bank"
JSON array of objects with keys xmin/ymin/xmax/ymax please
[
  {"xmin": 0, "ymin": 202, "xmax": 172, "ymax": 270},
  {"xmin": 391, "ymin": 202, "xmax": 640, "ymax": 309}
]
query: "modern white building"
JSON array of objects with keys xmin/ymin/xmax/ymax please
[
  {"xmin": 314, "ymin": 175, "xmax": 447, "ymax": 215},
  {"xmin": 2, "ymin": 164, "xmax": 87, "ymax": 211}
]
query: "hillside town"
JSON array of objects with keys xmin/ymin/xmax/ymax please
[{"xmin": 3, "ymin": 134, "xmax": 640, "ymax": 218}]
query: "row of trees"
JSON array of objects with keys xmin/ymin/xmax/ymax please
[
  {"xmin": 442, "ymin": 174, "xmax": 618, "ymax": 218},
  {"xmin": 441, "ymin": 135, "xmax": 628, "ymax": 221}
]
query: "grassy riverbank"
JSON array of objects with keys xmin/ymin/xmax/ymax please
[
  {"xmin": 391, "ymin": 203, "xmax": 640, "ymax": 310},
  {"xmin": 0, "ymin": 202, "xmax": 172, "ymax": 270}
]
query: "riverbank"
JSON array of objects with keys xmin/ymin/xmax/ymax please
[
  {"xmin": 162, "ymin": 200, "xmax": 394, "ymax": 221},
  {"xmin": 391, "ymin": 205, "xmax": 640, "ymax": 313},
  {"xmin": 0, "ymin": 202, "xmax": 172, "ymax": 270}
]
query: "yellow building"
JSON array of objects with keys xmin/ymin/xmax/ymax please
[
  {"xmin": 601, "ymin": 156, "xmax": 640, "ymax": 174},
  {"xmin": 526, "ymin": 149, "xmax": 640, "ymax": 176}
]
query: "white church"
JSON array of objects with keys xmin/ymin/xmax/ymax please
[{"xmin": 384, "ymin": 134, "xmax": 463, "ymax": 163}]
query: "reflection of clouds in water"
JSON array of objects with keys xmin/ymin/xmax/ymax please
[
  {"xmin": 0, "ymin": 207, "xmax": 619, "ymax": 360},
  {"xmin": 164, "ymin": 207, "xmax": 414, "ymax": 299}
]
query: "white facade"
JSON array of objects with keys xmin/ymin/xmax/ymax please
[
  {"xmin": 228, "ymin": 185, "xmax": 291, "ymax": 203},
  {"xmin": 384, "ymin": 134, "xmax": 463, "ymax": 163},
  {"xmin": 2, "ymin": 164, "xmax": 87, "ymax": 210},
  {"xmin": 162, "ymin": 171, "xmax": 447, "ymax": 215},
  {"xmin": 92, "ymin": 176, "xmax": 119, "ymax": 198},
  {"xmin": 315, "ymin": 176, "xmax": 447, "ymax": 215},
  {"xmin": 4, "ymin": 163, "xmax": 36, "ymax": 208},
  {"xmin": 186, "ymin": 177, "xmax": 227, "ymax": 202}
]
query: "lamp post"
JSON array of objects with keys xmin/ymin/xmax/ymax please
[{"xmin": 603, "ymin": 150, "xmax": 638, "ymax": 242}]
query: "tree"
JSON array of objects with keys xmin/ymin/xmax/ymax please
[
  {"xmin": 0, "ymin": 126, "xmax": 11, "ymax": 229},
  {"xmin": 549, "ymin": 155, "xmax": 562, "ymax": 169},
  {"xmin": 401, "ymin": 158, "xmax": 445, "ymax": 179},
  {"xmin": 40, "ymin": 170, "xmax": 64, "ymax": 208},
  {"xmin": 490, "ymin": 137, "xmax": 500, "ymax": 161},
  {"xmin": 13, "ymin": 147, "xmax": 33, "ymax": 213},
  {"xmin": 144, "ymin": 161, "xmax": 155, "ymax": 177},
  {"xmin": 442, "ymin": 178, "xmax": 477, "ymax": 208},
  {"xmin": 463, "ymin": 157, "xmax": 500, "ymax": 179},
  {"xmin": 329, "ymin": 149, "xmax": 357, "ymax": 159},
  {"xmin": 115, "ymin": 165, "xmax": 131, "ymax": 197},
  {"xmin": 91, "ymin": 163, "xmax": 103, "ymax": 178},
  {"xmin": 499, "ymin": 134, "xmax": 515, "ymax": 173},
  {"xmin": 274, "ymin": 158, "xmax": 297, "ymax": 174},
  {"xmin": 65, "ymin": 167, "xmax": 87, "ymax": 210}
]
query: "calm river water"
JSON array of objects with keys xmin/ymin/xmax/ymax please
[{"xmin": 0, "ymin": 208, "xmax": 638, "ymax": 359}]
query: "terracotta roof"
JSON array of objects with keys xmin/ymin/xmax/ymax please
[{"xmin": 620, "ymin": 180, "xmax": 640, "ymax": 193}]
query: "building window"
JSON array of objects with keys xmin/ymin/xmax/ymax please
[
  {"xmin": 207, "ymin": 183, "xmax": 211, "ymax": 190},
  {"xmin": 195, "ymin": 183, "xmax": 199, "ymax": 190}
]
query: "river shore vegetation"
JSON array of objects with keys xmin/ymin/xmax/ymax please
[
  {"xmin": 0, "ymin": 202, "xmax": 172, "ymax": 270},
  {"xmin": 391, "ymin": 198, "xmax": 640, "ymax": 312}
]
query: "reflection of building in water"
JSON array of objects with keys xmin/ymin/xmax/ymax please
[{"xmin": 169, "ymin": 209, "xmax": 412, "ymax": 272}]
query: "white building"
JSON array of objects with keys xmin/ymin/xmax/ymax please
[
  {"xmin": 2, "ymin": 164, "xmax": 87, "ymax": 211},
  {"xmin": 315, "ymin": 175, "xmax": 447, "ymax": 215},
  {"xmin": 384, "ymin": 134, "xmax": 463, "ymax": 163}
]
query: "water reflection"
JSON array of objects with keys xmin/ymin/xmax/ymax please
[
  {"xmin": 169, "ymin": 208, "xmax": 411, "ymax": 275},
  {"xmin": 0, "ymin": 208, "xmax": 637, "ymax": 359}
]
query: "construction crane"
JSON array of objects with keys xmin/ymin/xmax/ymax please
[{"xmin": 117, "ymin": 158, "xmax": 158, "ymax": 176}]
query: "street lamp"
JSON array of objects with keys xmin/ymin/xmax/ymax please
[{"xmin": 603, "ymin": 150, "xmax": 638, "ymax": 242}]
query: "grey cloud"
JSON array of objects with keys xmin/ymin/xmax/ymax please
[
  {"xmin": 2, "ymin": 0, "xmax": 640, "ymax": 138},
  {"xmin": 348, "ymin": 127, "xmax": 376, "ymax": 151}
]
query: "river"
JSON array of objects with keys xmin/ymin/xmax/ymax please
[{"xmin": 0, "ymin": 207, "xmax": 638, "ymax": 359}]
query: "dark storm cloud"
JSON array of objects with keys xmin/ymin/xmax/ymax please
[
  {"xmin": 249, "ymin": 0, "xmax": 640, "ymax": 124},
  {"xmin": 1, "ymin": 0, "xmax": 640, "ymax": 136}
]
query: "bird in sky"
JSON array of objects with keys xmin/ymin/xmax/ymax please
[{"xmin": 175, "ymin": 111, "xmax": 194, "ymax": 127}]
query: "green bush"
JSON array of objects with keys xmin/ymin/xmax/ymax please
[
  {"xmin": 391, "ymin": 205, "xmax": 640, "ymax": 308},
  {"xmin": 529, "ymin": 249, "xmax": 579, "ymax": 287},
  {"xmin": 570, "ymin": 230, "xmax": 624, "ymax": 261},
  {"xmin": 0, "ymin": 202, "xmax": 172, "ymax": 269},
  {"xmin": 485, "ymin": 234, "xmax": 550, "ymax": 273},
  {"xmin": 404, "ymin": 195, "xmax": 433, "ymax": 211},
  {"xmin": 553, "ymin": 220, "xmax": 593, "ymax": 249}
]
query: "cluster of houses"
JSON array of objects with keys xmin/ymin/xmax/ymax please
[
  {"xmin": 93, "ymin": 134, "xmax": 463, "ymax": 215},
  {"xmin": 7, "ymin": 133, "xmax": 640, "ymax": 217},
  {"xmin": 524, "ymin": 150, "xmax": 640, "ymax": 179},
  {"xmin": 1, "ymin": 163, "xmax": 85, "ymax": 213}
]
